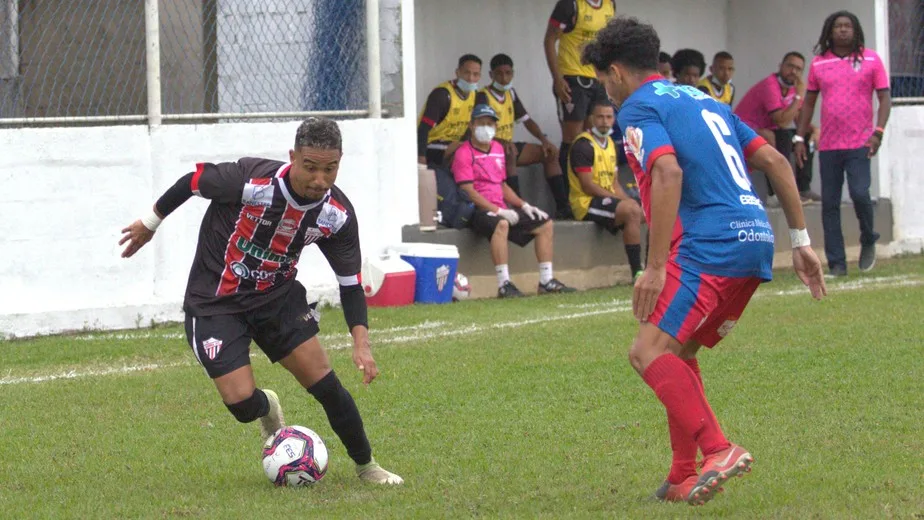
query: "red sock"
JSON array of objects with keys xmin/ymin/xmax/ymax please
[
  {"xmin": 643, "ymin": 354, "xmax": 729, "ymax": 457},
  {"xmin": 667, "ymin": 411, "xmax": 698, "ymax": 484},
  {"xmin": 683, "ymin": 357, "xmax": 703, "ymax": 390}
]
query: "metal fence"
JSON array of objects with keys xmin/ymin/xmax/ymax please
[
  {"xmin": 0, "ymin": 0, "xmax": 403, "ymax": 125},
  {"xmin": 889, "ymin": 0, "xmax": 924, "ymax": 104}
]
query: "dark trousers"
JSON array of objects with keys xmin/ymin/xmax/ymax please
[
  {"xmin": 819, "ymin": 148, "xmax": 880, "ymax": 269},
  {"xmin": 767, "ymin": 129, "xmax": 814, "ymax": 196}
]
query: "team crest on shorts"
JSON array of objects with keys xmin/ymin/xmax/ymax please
[
  {"xmin": 202, "ymin": 337, "xmax": 223, "ymax": 360},
  {"xmin": 624, "ymin": 126, "xmax": 644, "ymax": 166}
]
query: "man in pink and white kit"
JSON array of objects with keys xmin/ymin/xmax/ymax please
[
  {"xmin": 452, "ymin": 104, "xmax": 576, "ymax": 298},
  {"xmin": 795, "ymin": 10, "xmax": 892, "ymax": 276}
]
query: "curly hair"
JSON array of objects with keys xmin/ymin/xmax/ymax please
[
  {"xmin": 815, "ymin": 10, "xmax": 865, "ymax": 59},
  {"xmin": 670, "ymin": 49, "xmax": 706, "ymax": 78},
  {"xmin": 294, "ymin": 117, "xmax": 342, "ymax": 150},
  {"xmin": 581, "ymin": 16, "xmax": 660, "ymax": 72}
]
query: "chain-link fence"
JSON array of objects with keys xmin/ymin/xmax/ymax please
[
  {"xmin": 889, "ymin": 0, "xmax": 924, "ymax": 102},
  {"xmin": 0, "ymin": 0, "xmax": 403, "ymax": 124}
]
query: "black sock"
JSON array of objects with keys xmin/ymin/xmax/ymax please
[
  {"xmin": 307, "ymin": 371, "xmax": 372, "ymax": 465},
  {"xmin": 506, "ymin": 175, "xmax": 521, "ymax": 196},
  {"xmin": 559, "ymin": 142, "xmax": 570, "ymax": 182},
  {"xmin": 225, "ymin": 389, "xmax": 269, "ymax": 423},
  {"xmin": 546, "ymin": 174, "xmax": 570, "ymax": 215},
  {"xmin": 625, "ymin": 244, "xmax": 643, "ymax": 274}
]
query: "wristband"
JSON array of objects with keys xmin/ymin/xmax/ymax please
[
  {"xmin": 875, "ymin": 126, "xmax": 885, "ymax": 134},
  {"xmin": 789, "ymin": 228, "xmax": 811, "ymax": 249},
  {"xmin": 141, "ymin": 211, "xmax": 163, "ymax": 231},
  {"xmin": 791, "ymin": 135, "xmax": 805, "ymax": 144}
]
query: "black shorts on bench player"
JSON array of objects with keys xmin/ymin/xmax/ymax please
[{"xmin": 119, "ymin": 117, "xmax": 403, "ymax": 485}]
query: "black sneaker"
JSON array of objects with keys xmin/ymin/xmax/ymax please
[
  {"xmin": 497, "ymin": 281, "xmax": 525, "ymax": 299},
  {"xmin": 825, "ymin": 265, "xmax": 847, "ymax": 279},
  {"xmin": 859, "ymin": 243, "xmax": 876, "ymax": 272},
  {"xmin": 537, "ymin": 278, "xmax": 577, "ymax": 294}
]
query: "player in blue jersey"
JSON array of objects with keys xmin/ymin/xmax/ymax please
[{"xmin": 582, "ymin": 18, "xmax": 827, "ymax": 505}]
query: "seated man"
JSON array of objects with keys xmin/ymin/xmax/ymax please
[
  {"xmin": 658, "ymin": 51, "xmax": 673, "ymax": 82},
  {"xmin": 417, "ymin": 54, "xmax": 481, "ymax": 168},
  {"xmin": 568, "ymin": 101, "xmax": 645, "ymax": 281},
  {"xmin": 476, "ymin": 53, "xmax": 570, "ymax": 218},
  {"xmin": 452, "ymin": 104, "xmax": 576, "ymax": 298},
  {"xmin": 670, "ymin": 48, "xmax": 706, "ymax": 87},
  {"xmin": 697, "ymin": 51, "xmax": 736, "ymax": 105}
]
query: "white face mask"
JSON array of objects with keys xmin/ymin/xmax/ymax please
[
  {"xmin": 473, "ymin": 125, "xmax": 496, "ymax": 143},
  {"xmin": 492, "ymin": 81, "xmax": 513, "ymax": 91},
  {"xmin": 591, "ymin": 126, "xmax": 613, "ymax": 139},
  {"xmin": 456, "ymin": 78, "xmax": 479, "ymax": 92}
]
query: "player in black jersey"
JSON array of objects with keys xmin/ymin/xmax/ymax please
[{"xmin": 119, "ymin": 117, "xmax": 403, "ymax": 485}]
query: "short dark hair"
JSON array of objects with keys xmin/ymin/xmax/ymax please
[
  {"xmin": 713, "ymin": 51, "xmax": 734, "ymax": 62},
  {"xmin": 295, "ymin": 117, "xmax": 342, "ymax": 150},
  {"xmin": 782, "ymin": 51, "xmax": 805, "ymax": 63},
  {"xmin": 581, "ymin": 17, "xmax": 660, "ymax": 72},
  {"xmin": 490, "ymin": 53, "xmax": 514, "ymax": 70},
  {"xmin": 591, "ymin": 100, "xmax": 615, "ymax": 113},
  {"xmin": 670, "ymin": 48, "xmax": 706, "ymax": 77},
  {"xmin": 458, "ymin": 54, "xmax": 482, "ymax": 68},
  {"xmin": 658, "ymin": 51, "xmax": 672, "ymax": 64}
]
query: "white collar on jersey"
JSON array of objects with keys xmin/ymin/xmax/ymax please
[{"xmin": 275, "ymin": 163, "xmax": 330, "ymax": 210}]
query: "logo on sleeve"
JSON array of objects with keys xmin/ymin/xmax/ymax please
[
  {"xmin": 242, "ymin": 183, "xmax": 275, "ymax": 207},
  {"xmin": 316, "ymin": 198, "xmax": 349, "ymax": 236},
  {"xmin": 624, "ymin": 126, "xmax": 645, "ymax": 167}
]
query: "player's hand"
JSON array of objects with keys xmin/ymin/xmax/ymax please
[
  {"xmin": 520, "ymin": 203, "xmax": 549, "ymax": 221},
  {"xmin": 494, "ymin": 208, "xmax": 520, "ymax": 226},
  {"xmin": 792, "ymin": 246, "xmax": 827, "ymax": 300},
  {"xmin": 794, "ymin": 141, "xmax": 808, "ymax": 168},
  {"xmin": 119, "ymin": 220, "xmax": 155, "ymax": 258},
  {"xmin": 351, "ymin": 330, "xmax": 379, "ymax": 385},
  {"xmin": 865, "ymin": 134, "xmax": 882, "ymax": 158},
  {"xmin": 540, "ymin": 138, "xmax": 559, "ymax": 160},
  {"xmin": 795, "ymin": 76, "xmax": 807, "ymax": 98},
  {"xmin": 633, "ymin": 265, "xmax": 666, "ymax": 322},
  {"xmin": 554, "ymin": 76, "xmax": 572, "ymax": 104}
]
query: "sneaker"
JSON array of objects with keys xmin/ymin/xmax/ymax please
[
  {"xmin": 259, "ymin": 389, "xmax": 286, "ymax": 442},
  {"xmin": 654, "ymin": 475, "xmax": 699, "ymax": 502},
  {"xmin": 687, "ymin": 444, "xmax": 753, "ymax": 506},
  {"xmin": 356, "ymin": 458, "xmax": 404, "ymax": 485},
  {"xmin": 498, "ymin": 280, "xmax": 525, "ymax": 299},
  {"xmin": 859, "ymin": 243, "xmax": 876, "ymax": 272},
  {"xmin": 765, "ymin": 195, "xmax": 780, "ymax": 208},
  {"xmin": 800, "ymin": 190, "xmax": 822, "ymax": 203},
  {"xmin": 799, "ymin": 195, "xmax": 813, "ymax": 205},
  {"xmin": 824, "ymin": 265, "xmax": 847, "ymax": 279},
  {"xmin": 538, "ymin": 278, "xmax": 577, "ymax": 294}
]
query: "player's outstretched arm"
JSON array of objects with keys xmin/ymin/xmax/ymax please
[
  {"xmin": 119, "ymin": 171, "xmax": 197, "ymax": 258},
  {"xmin": 633, "ymin": 154, "xmax": 682, "ymax": 322},
  {"xmin": 748, "ymin": 145, "xmax": 826, "ymax": 299}
]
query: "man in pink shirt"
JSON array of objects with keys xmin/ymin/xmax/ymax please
[
  {"xmin": 735, "ymin": 51, "xmax": 821, "ymax": 205},
  {"xmin": 795, "ymin": 10, "xmax": 892, "ymax": 276},
  {"xmin": 452, "ymin": 104, "xmax": 575, "ymax": 298}
]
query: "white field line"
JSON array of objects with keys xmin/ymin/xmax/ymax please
[{"xmin": 3, "ymin": 274, "xmax": 921, "ymax": 386}]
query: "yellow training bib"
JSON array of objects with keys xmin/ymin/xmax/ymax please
[
  {"xmin": 568, "ymin": 132, "xmax": 616, "ymax": 221},
  {"xmin": 480, "ymin": 87, "xmax": 516, "ymax": 142},
  {"xmin": 420, "ymin": 81, "xmax": 475, "ymax": 144},
  {"xmin": 697, "ymin": 77, "xmax": 735, "ymax": 105},
  {"xmin": 558, "ymin": 0, "xmax": 616, "ymax": 78}
]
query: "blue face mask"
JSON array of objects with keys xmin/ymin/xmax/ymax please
[
  {"xmin": 492, "ymin": 81, "xmax": 513, "ymax": 92},
  {"xmin": 456, "ymin": 78, "xmax": 479, "ymax": 93}
]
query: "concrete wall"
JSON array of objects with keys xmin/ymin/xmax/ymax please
[
  {"xmin": 0, "ymin": 118, "xmax": 418, "ymax": 337},
  {"xmin": 414, "ymin": 0, "xmax": 729, "ymax": 147},
  {"xmin": 886, "ymin": 105, "xmax": 924, "ymax": 251}
]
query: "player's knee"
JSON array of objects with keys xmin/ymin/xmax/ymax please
[
  {"xmin": 540, "ymin": 219, "xmax": 554, "ymax": 236},
  {"xmin": 225, "ymin": 389, "xmax": 269, "ymax": 423},
  {"xmin": 627, "ymin": 344, "xmax": 645, "ymax": 373},
  {"xmin": 629, "ymin": 202, "xmax": 644, "ymax": 224},
  {"xmin": 495, "ymin": 219, "xmax": 510, "ymax": 235}
]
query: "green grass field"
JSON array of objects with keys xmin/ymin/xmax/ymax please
[{"xmin": 2, "ymin": 257, "xmax": 923, "ymax": 519}]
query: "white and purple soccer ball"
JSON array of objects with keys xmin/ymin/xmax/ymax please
[
  {"xmin": 452, "ymin": 272, "xmax": 472, "ymax": 301},
  {"xmin": 262, "ymin": 426, "xmax": 328, "ymax": 487}
]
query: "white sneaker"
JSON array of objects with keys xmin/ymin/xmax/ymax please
[
  {"xmin": 356, "ymin": 458, "xmax": 404, "ymax": 485},
  {"xmin": 259, "ymin": 389, "xmax": 285, "ymax": 442}
]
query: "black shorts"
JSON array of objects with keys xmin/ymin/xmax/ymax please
[
  {"xmin": 514, "ymin": 141, "xmax": 527, "ymax": 158},
  {"xmin": 471, "ymin": 209, "xmax": 549, "ymax": 247},
  {"xmin": 184, "ymin": 281, "xmax": 320, "ymax": 378},
  {"xmin": 582, "ymin": 196, "xmax": 624, "ymax": 235},
  {"xmin": 557, "ymin": 75, "xmax": 609, "ymax": 122}
]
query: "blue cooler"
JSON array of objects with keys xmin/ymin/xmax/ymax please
[{"xmin": 388, "ymin": 243, "xmax": 459, "ymax": 304}]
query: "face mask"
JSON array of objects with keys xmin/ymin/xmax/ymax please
[
  {"xmin": 591, "ymin": 126, "xmax": 612, "ymax": 139},
  {"xmin": 492, "ymin": 81, "xmax": 513, "ymax": 91},
  {"xmin": 456, "ymin": 78, "xmax": 479, "ymax": 92},
  {"xmin": 473, "ymin": 125, "xmax": 496, "ymax": 143}
]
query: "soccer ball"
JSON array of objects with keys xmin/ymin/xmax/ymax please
[
  {"xmin": 452, "ymin": 272, "xmax": 472, "ymax": 301},
  {"xmin": 262, "ymin": 426, "xmax": 328, "ymax": 487}
]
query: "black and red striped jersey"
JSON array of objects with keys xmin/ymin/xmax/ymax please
[{"xmin": 183, "ymin": 157, "xmax": 361, "ymax": 317}]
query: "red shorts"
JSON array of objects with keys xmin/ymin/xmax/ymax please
[{"xmin": 649, "ymin": 260, "xmax": 762, "ymax": 347}]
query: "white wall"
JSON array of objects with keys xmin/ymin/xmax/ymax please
[
  {"xmin": 886, "ymin": 105, "xmax": 924, "ymax": 251},
  {"xmin": 414, "ymin": 0, "xmax": 729, "ymax": 146},
  {"xmin": 0, "ymin": 118, "xmax": 417, "ymax": 338}
]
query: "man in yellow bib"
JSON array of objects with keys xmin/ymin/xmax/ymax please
[
  {"xmin": 475, "ymin": 54, "xmax": 570, "ymax": 217},
  {"xmin": 418, "ymin": 54, "xmax": 481, "ymax": 168},
  {"xmin": 697, "ymin": 51, "xmax": 736, "ymax": 105},
  {"xmin": 568, "ymin": 101, "xmax": 645, "ymax": 281},
  {"xmin": 544, "ymin": 0, "xmax": 616, "ymax": 217}
]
